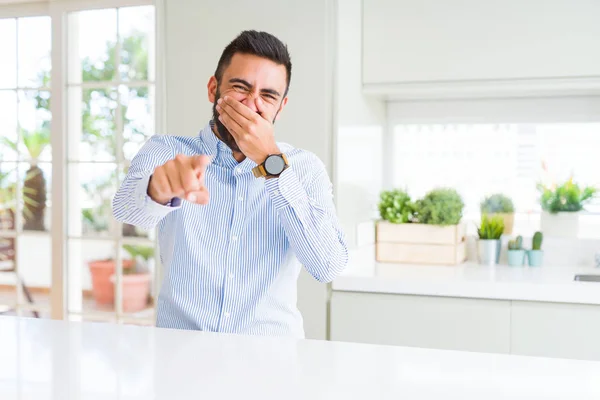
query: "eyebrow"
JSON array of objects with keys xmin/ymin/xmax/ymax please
[{"xmin": 229, "ymin": 78, "xmax": 281, "ymax": 98}]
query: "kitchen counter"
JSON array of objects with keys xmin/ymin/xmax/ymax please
[
  {"xmin": 333, "ymin": 248, "xmax": 600, "ymax": 305},
  {"xmin": 2, "ymin": 317, "xmax": 600, "ymax": 399}
]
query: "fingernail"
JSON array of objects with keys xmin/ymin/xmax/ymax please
[
  {"xmin": 216, "ymin": 104, "xmax": 221, "ymax": 110},
  {"xmin": 187, "ymin": 194, "xmax": 197, "ymax": 202},
  {"xmin": 223, "ymin": 96, "xmax": 229, "ymax": 101},
  {"xmin": 217, "ymin": 98, "xmax": 222, "ymax": 104}
]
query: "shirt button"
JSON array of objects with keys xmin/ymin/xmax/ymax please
[
  {"xmin": 232, "ymin": 235, "xmax": 238, "ymax": 241},
  {"xmin": 235, "ymin": 168, "xmax": 242, "ymax": 174},
  {"xmin": 273, "ymin": 190, "xmax": 280, "ymax": 196},
  {"xmin": 228, "ymin": 273, "xmax": 234, "ymax": 279},
  {"xmin": 224, "ymin": 312, "xmax": 230, "ymax": 318},
  {"xmin": 238, "ymin": 196, "xmax": 243, "ymax": 201}
]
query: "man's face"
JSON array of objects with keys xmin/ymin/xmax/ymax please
[{"xmin": 208, "ymin": 53, "xmax": 288, "ymax": 152}]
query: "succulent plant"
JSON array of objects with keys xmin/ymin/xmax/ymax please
[
  {"xmin": 477, "ymin": 214, "xmax": 505, "ymax": 240},
  {"xmin": 532, "ymin": 231, "xmax": 543, "ymax": 251},
  {"xmin": 481, "ymin": 193, "xmax": 515, "ymax": 214},
  {"xmin": 413, "ymin": 188, "xmax": 464, "ymax": 226},
  {"xmin": 508, "ymin": 235, "xmax": 523, "ymax": 251},
  {"xmin": 378, "ymin": 189, "xmax": 414, "ymax": 224}
]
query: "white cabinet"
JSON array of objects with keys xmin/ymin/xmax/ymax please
[
  {"xmin": 330, "ymin": 292, "xmax": 600, "ymax": 361},
  {"xmin": 511, "ymin": 301, "xmax": 600, "ymax": 362},
  {"xmin": 330, "ymin": 291, "xmax": 511, "ymax": 354},
  {"xmin": 362, "ymin": 0, "xmax": 600, "ymax": 97}
]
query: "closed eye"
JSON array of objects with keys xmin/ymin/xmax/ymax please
[{"xmin": 233, "ymin": 85, "xmax": 249, "ymax": 91}]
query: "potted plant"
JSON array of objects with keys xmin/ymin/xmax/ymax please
[
  {"xmin": 527, "ymin": 231, "xmax": 544, "ymax": 267},
  {"xmin": 1, "ymin": 129, "xmax": 50, "ymax": 231},
  {"xmin": 507, "ymin": 235, "xmax": 525, "ymax": 267},
  {"xmin": 538, "ymin": 178, "xmax": 596, "ymax": 238},
  {"xmin": 376, "ymin": 188, "xmax": 466, "ymax": 265},
  {"xmin": 477, "ymin": 214, "xmax": 504, "ymax": 266},
  {"xmin": 378, "ymin": 189, "xmax": 414, "ymax": 224},
  {"xmin": 116, "ymin": 245, "xmax": 154, "ymax": 313},
  {"xmin": 480, "ymin": 193, "xmax": 515, "ymax": 235}
]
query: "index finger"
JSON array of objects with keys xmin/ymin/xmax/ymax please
[
  {"xmin": 256, "ymin": 97, "xmax": 275, "ymax": 123},
  {"xmin": 191, "ymin": 155, "xmax": 211, "ymax": 173},
  {"xmin": 221, "ymin": 96, "xmax": 257, "ymax": 121}
]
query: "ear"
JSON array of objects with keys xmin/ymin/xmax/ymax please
[
  {"xmin": 207, "ymin": 76, "xmax": 218, "ymax": 103},
  {"xmin": 274, "ymin": 97, "xmax": 289, "ymax": 121}
]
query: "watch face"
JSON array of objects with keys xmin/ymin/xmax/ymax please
[{"xmin": 264, "ymin": 155, "xmax": 286, "ymax": 175}]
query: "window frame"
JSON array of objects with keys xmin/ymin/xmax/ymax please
[{"xmin": 0, "ymin": 0, "xmax": 164, "ymax": 322}]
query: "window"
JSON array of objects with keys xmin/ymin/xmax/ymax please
[
  {"xmin": 0, "ymin": 15, "xmax": 52, "ymax": 318},
  {"xmin": 65, "ymin": 5, "xmax": 156, "ymax": 323},
  {"xmin": 392, "ymin": 123, "xmax": 600, "ymax": 238},
  {"xmin": 0, "ymin": 2, "xmax": 157, "ymax": 324}
]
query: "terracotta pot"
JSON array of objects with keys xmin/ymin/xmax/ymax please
[
  {"xmin": 115, "ymin": 273, "xmax": 151, "ymax": 313},
  {"xmin": 88, "ymin": 259, "xmax": 134, "ymax": 306}
]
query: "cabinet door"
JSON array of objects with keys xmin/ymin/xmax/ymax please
[
  {"xmin": 330, "ymin": 292, "xmax": 511, "ymax": 354},
  {"xmin": 363, "ymin": 0, "xmax": 600, "ymax": 85},
  {"xmin": 511, "ymin": 301, "xmax": 600, "ymax": 361}
]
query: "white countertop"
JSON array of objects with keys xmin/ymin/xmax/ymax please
[
  {"xmin": 333, "ymin": 248, "xmax": 600, "ymax": 305},
  {"xmin": 2, "ymin": 317, "xmax": 600, "ymax": 399}
]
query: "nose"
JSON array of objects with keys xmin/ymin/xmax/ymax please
[{"xmin": 240, "ymin": 93, "xmax": 259, "ymax": 113}]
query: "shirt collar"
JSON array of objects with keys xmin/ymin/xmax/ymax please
[{"xmin": 199, "ymin": 121, "xmax": 257, "ymax": 172}]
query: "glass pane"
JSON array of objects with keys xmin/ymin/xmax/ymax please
[
  {"xmin": 0, "ymin": 19, "xmax": 17, "ymax": 88},
  {"xmin": 18, "ymin": 90, "xmax": 52, "ymax": 162},
  {"xmin": 121, "ymin": 85, "xmax": 154, "ymax": 161},
  {"xmin": 68, "ymin": 238, "xmax": 116, "ymax": 316},
  {"xmin": 69, "ymin": 87, "xmax": 117, "ymax": 161},
  {"xmin": 17, "ymin": 233, "xmax": 51, "ymax": 307},
  {"xmin": 21, "ymin": 162, "xmax": 51, "ymax": 232},
  {"xmin": 0, "ymin": 91, "xmax": 18, "ymax": 161},
  {"xmin": 69, "ymin": 9, "xmax": 117, "ymax": 83},
  {"xmin": 0, "ymin": 163, "xmax": 18, "ymax": 231},
  {"xmin": 68, "ymin": 163, "xmax": 117, "ymax": 237},
  {"xmin": 120, "ymin": 242, "xmax": 155, "ymax": 318},
  {"xmin": 18, "ymin": 16, "xmax": 51, "ymax": 88},
  {"xmin": 118, "ymin": 6, "xmax": 154, "ymax": 81}
]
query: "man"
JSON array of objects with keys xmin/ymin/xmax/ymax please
[{"xmin": 113, "ymin": 30, "xmax": 348, "ymax": 337}]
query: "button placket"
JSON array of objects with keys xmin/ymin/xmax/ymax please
[{"xmin": 220, "ymin": 170, "xmax": 247, "ymax": 330}]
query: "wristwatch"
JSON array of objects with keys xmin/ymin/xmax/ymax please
[{"xmin": 252, "ymin": 153, "xmax": 289, "ymax": 178}]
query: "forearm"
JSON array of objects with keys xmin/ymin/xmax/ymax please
[
  {"xmin": 112, "ymin": 135, "xmax": 179, "ymax": 230},
  {"xmin": 113, "ymin": 173, "xmax": 180, "ymax": 230},
  {"xmin": 265, "ymin": 167, "xmax": 348, "ymax": 283}
]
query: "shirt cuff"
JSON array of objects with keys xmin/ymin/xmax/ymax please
[
  {"xmin": 134, "ymin": 173, "xmax": 181, "ymax": 217},
  {"xmin": 264, "ymin": 167, "xmax": 306, "ymax": 209}
]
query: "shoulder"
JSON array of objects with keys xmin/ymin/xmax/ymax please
[{"xmin": 144, "ymin": 134, "xmax": 206, "ymax": 156}]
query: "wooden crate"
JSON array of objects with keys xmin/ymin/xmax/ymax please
[{"xmin": 376, "ymin": 221, "xmax": 467, "ymax": 265}]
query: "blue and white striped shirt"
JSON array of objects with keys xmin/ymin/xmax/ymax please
[{"xmin": 112, "ymin": 123, "xmax": 348, "ymax": 337}]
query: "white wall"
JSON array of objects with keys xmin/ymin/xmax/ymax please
[
  {"xmin": 163, "ymin": 0, "xmax": 336, "ymax": 339},
  {"xmin": 335, "ymin": 0, "xmax": 386, "ymax": 250}
]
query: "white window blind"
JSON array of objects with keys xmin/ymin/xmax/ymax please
[{"xmin": 392, "ymin": 123, "xmax": 600, "ymax": 237}]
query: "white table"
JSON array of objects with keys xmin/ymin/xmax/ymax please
[{"xmin": 1, "ymin": 317, "xmax": 600, "ymax": 399}]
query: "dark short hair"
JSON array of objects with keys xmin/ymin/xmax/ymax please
[{"xmin": 214, "ymin": 30, "xmax": 292, "ymax": 96}]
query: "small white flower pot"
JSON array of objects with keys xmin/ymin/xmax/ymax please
[{"xmin": 540, "ymin": 211, "xmax": 580, "ymax": 238}]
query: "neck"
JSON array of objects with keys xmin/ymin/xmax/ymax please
[{"xmin": 211, "ymin": 123, "xmax": 246, "ymax": 163}]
